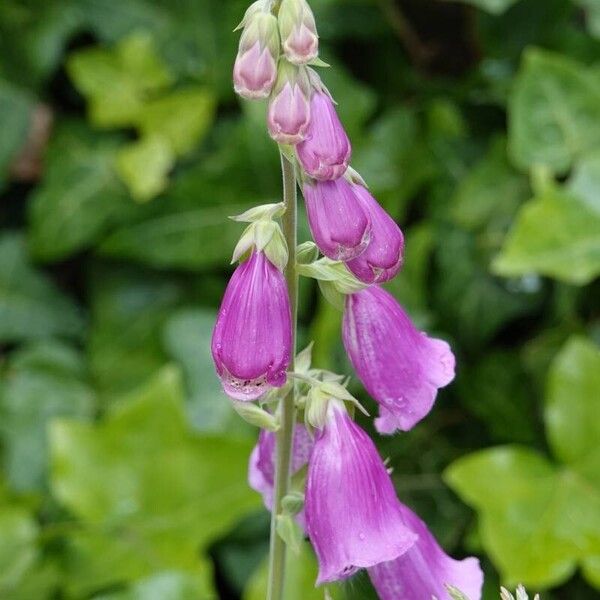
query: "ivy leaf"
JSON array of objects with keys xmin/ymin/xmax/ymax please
[
  {"xmin": 492, "ymin": 184, "xmax": 600, "ymax": 285},
  {"xmin": 0, "ymin": 233, "xmax": 84, "ymax": 342},
  {"xmin": 445, "ymin": 336, "xmax": 600, "ymax": 589},
  {"xmin": 508, "ymin": 48, "xmax": 600, "ymax": 174},
  {"xmin": 28, "ymin": 122, "xmax": 133, "ymax": 260},
  {"xmin": 0, "ymin": 341, "xmax": 94, "ymax": 492},
  {"xmin": 50, "ymin": 367, "xmax": 258, "ymax": 596},
  {"xmin": 567, "ymin": 150, "xmax": 600, "ymax": 216},
  {"xmin": 67, "ymin": 32, "xmax": 172, "ymax": 128}
]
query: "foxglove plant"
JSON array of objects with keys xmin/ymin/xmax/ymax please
[{"xmin": 215, "ymin": 1, "xmax": 483, "ymax": 598}]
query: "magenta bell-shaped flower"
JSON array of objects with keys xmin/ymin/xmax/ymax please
[
  {"xmin": 343, "ymin": 286, "xmax": 455, "ymax": 433},
  {"xmin": 267, "ymin": 63, "xmax": 311, "ymax": 144},
  {"xmin": 303, "ymin": 178, "xmax": 371, "ymax": 261},
  {"xmin": 369, "ymin": 503, "xmax": 483, "ymax": 600},
  {"xmin": 345, "ymin": 185, "xmax": 404, "ymax": 284},
  {"xmin": 278, "ymin": 0, "xmax": 319, "ymax": 65},
  {"xmin": 305, "ymin": 403, "xmax": 417, "ymax": 584},
  {"xmin": 211, "ymin": 251, "xmax": 292, "ymax": 401},
  {"xmin": 296, "ymin": 90, "xmax": 351, "ymax": 180},
  {"xmin": 248, "ymin": 425, "xmax": 313, "ymax": 525},
  {"xmin": 233, "ymin": 13, "xmax": 280, "ymax": 99}
]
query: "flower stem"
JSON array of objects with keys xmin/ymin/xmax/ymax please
[{"xmin": 266, "ymin": 152, "xmax": 298, "ymax": 600}]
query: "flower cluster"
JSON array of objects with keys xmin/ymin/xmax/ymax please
[{"xmin": 212, "ymin": 0, "xmax": 484, "ymax": 597}]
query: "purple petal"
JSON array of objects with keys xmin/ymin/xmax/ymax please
[
  {"xmin": 346, "ymin": 186, "xmax": 404, "ymax": 284},
  {"xmin": 212, "ymin": 251, "xmax": 292, "ymax": 400},
  {"xmin": 303, "ymin": 178, "xmax": 371, "ymax": 260},
  {"xmin": 267, "ymin": 81, "xmax": 311, "ymax": 144},
  {"xmin": 283, "ymin": 23, "xmax": 319, "ymax": 64},
  {"xmin": 369, "ymin": 503, "xmax": 483, "ymax": 600},
  {"xmin": 233, "ymin": 41, "xmax": 277, "ymax": 99},
  {"xmin": 296, "ymin": 91, "xmax": 351, "ymax": 180},
  {"xmin": 343, "ymin": 286, "xmax": 455, "ymax": 433},
  {"xmin": 306, "ymin": 405, "xmax": 417, "ymax": 584}
]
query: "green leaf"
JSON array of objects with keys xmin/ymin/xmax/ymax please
[
  {"xmin": 492, "ymin": 184, "xmax": 600, "ymax": 285},
  {"xmin": 67, "ymin": 32, "xmax": 172, "ymax": 128},
  {"xmin": 137, "ymin": 87, "xmax": 216, "ymax": 156},
  {"xmin": 574, "ymin": 0, "xmax": 600, "ymax": 39},
  {"xmin": 508, "ymin": 48, "xmax": 600, "ymax": 174},
  {"xmin": 28, "ymin": 122, "xmax": 132, "ymax": 260},
  {"xmin": 163, "ymin": 308, "xmax": 235, "ymax": 432},
  {"xmin": 98, "ymin": 202, "xmax": 251, "ymax": 270},
  {"xmin": 87, "ymin": 263, "xmax": 185, "ymax": 395},
  {"xmin": 0, "ymin": 340, "xmax": 94, "ymax": 492},
  {"xmin": 116, "ymin": 134, "xmax": 175, "ymax": 202},
  {"xmin": 443, "ymin": 0, "xmax": 521, "ymax": 15},
  {"xmin": 445, "ymin": 445, "xmax": 600, "ymax": 588},
  {"xmin": 93, "ymin": 570, "xmax": 216, "ymax": 600},
  {"xmin": 545, "ymin": 336, "xmax": 600, "ymax": 465},
  {"xmin": 567, "ymin": 150, "xmax": 600, "ymax": 216},
  {"xmin": 0, "ymin": 233, "xmax": 84, "ymax": 342},
  {"xmin": 0, "ymin": 79, "xmax": 34, "ymax": 185},
  {"xmin": 50, "ymin": 367, "xmax": 258, "ymax": 596}
]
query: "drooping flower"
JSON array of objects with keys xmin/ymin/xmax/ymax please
[
  {"xmin": 369, "ymin": 503, "xmax": 483, "ymax": 600},
  {"xmin": 343, "ymin": 286, "xmax": 455, "ymax": 433},
  {"xmin": 278, "ymin": 0, "xmax": 319, "ymax": 64},
  {"xmin": 233, "ymin": 12, "xmax": 280, "ymax": 99},
  {"xmin": 345, "ymin": 185, "xmax": 404, "ymax": 284},
  {"xmin": 303, "ymin": 178, "xmax": 371, "ymax": 261},
  {"xmin": 305, "ymin": 402, "xmax": 417, "ymax": 584},
  {"xmin": 296, "ymin": 88, "xmax": 351, "ymax": 180},
  {"xmin": 211, "ymin": 251, "xmax": 292, "ymax": 401},
  {"xmin": 248, "ymin": 425, "xmax": 313, "ymax": 519},
  {"xmin": 267, "ymin": 61, "xmax": 311, "ymax": 144}
]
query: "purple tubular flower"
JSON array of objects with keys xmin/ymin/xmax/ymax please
[
  {"xmin": 303, "ymin": 178, "xmax": 371, "ymax": 260},
  {"xmin": 233, "ymin": 40, "xmax": 277, "ymax": 99},
  {"xmin": 248, "ymin": 425, "xmax": 313, "ymax": 525},
  {"xmin": 345, "ymin": 185, "xmax": 404, "ymax": 284},
  {"xmin": 342, "ymin": 286, "xmax": 455, "ymax": 433},
  {"xmin": 369, "ymin": 503, "xmax": 483, "ymax": 600},
  {"xmin": 305, "ymin": 404, "xmax": 417, "ymax": 584},
  {"xmin": 296, "ymin": 90, "xmax": 351, "ymax": 180},
  {"xmin": 211, "ymin": 251, "xmax": 292, "ymax": 401}
]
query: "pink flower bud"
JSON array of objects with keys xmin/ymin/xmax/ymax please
[
  {"xmin": 267, "ymin": 63, "xmax": 311, "ymax": 144},
  {"xmin": 278, "ymin": 0, "xmax": 319, "ymax": 64},
  {"xmin": 296, "ymin": 89, "xmax": 351, "ymax": 180},
  {"xmin": 305, "ymin": 403, "xmax": 417, "ymax": 584},
  {"xmin": 303, "ymin": 178, "xmax": 371, "ymax": 260},
  {"xmin": 343, "ymin": 286, "xmax": 455, "ymax": 433},
  {"xmin": 369, "ymin": 503, "xmax": 483, "ymax": 599},
  {"xmin": 233, "ymin": 13, "xmax": 280, "ymax": 99},
  {"xmin": 248, "ymin": 425, "xmax": 313, "ymax": 526},
  {"xmin": 211, "ymin": 251, "xmax": 292, "ymax": 401},
  {"xmin": 345, "ymin": 185, "xmax": 404, "ymax": 284}
]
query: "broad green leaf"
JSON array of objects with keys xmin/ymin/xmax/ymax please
[
  {"xmin": 93, "ymin": 569, "xmax": 216, "ymax": 600},
  {"xmin": 508, "ymin": 48, "xmax": 600, "ymax": 174},
  {"xmin": 0, "ymin": 233, "xmax": 84, "ymax": 342},
  {"xmin": 0, "ymin": 341, "xmax": 94, "ymax": 492},
  {"xmin": 163, "ymin": 308, "xmax": 235, "ymax": 432},
  {"xmin": 0, "ymin": 79, "xmax": 34, "ymax": 185},
  {"xmin": 50, "ymin": 367, "xmax": 258, "ymax": 595},
  {"xmin": 492, "ymin": 184, "xmax": 600, "ymax": 285},
  {"xmin": 567, "ymin": 150, "xmax": 600, "ymax": 216},
  {"xmin": 0, "ymin": 507, "xmax": 39, "ymax": 595},
  {"xmin": 443, "ymin": 0, "xmax": 520, "ymax": 15},
  {"xmin": 137, "ymin": 87, "xmax": 216, "ymax": 156},
  {"xmin": 116, "ymin": 134, "xmax": 175, "ymax": 202},
  {"xmin": 98, "ymin": 203, "xmax": 251, "ymax": 270},
  {"xmin": 28, "ymin": 122, "xmax": 132, "ymax": 260},
  {"xmin": 87, "ymin": 263, "xmax": 185, "ymax": 395},
  {"xmin": 545, "ymin": 336, "xmax": 600, "ymax": 465},
  {"xmin": 445, "ymin": 445, "xmax": 600, "ymax": 588},
  {"xmin": 67, "ymin": 32, "xmax": 172, "ymax": 128}
]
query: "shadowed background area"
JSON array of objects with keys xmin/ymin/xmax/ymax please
[{"xmin": 0, "ymin": 0, "xmax": 599, "ymax": 598}]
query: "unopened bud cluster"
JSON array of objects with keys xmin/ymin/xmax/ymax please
[{"xmin": 214, "ymin": 1, "xmax": 485, "ymax": 597}]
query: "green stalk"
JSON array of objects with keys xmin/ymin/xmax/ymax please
[{"xmin": 266, "ymin": 152, "xmax": 298, "ymax": 600}]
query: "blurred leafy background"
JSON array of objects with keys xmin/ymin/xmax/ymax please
[{"xmin": 0, "ymin": 0, "xmax": 599, "ymax": 598}]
